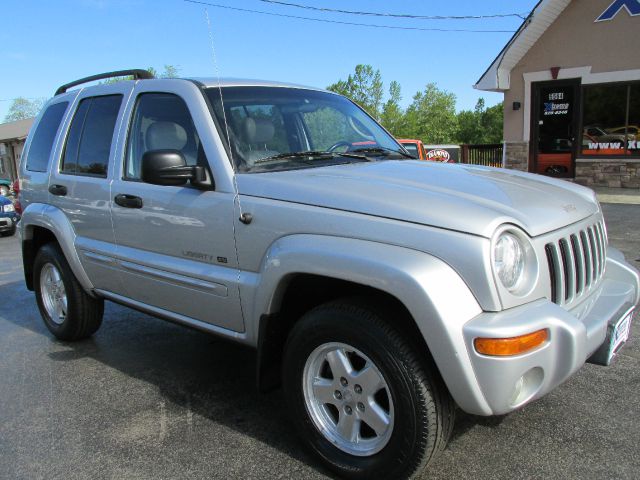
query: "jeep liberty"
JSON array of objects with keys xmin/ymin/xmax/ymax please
[{"xmin": 18, "ymin": 70, "xmax": 639, "ymax": 479}]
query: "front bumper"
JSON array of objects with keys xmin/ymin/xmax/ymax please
[
  {"xmin": 460, "ymin": 247, "xmax": 639, "ymax": 415},
  {"xmin": 0, "ymin": 213, "xmax": 18, "ymax": 232}
]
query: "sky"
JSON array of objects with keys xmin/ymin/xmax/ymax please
[{"xmin": 0, "ymin": 0, "xmax": 540, "ymax": 121}]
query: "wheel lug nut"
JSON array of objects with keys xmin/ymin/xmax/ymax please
[
  {"xmin": 340, "ymin": 377, "xmax": 348, "ymax": 387},
  {"xmin": 357, "ymin": 402, "xmax": 365, "ymax": 412},
  {"xmin": 344, "ymin": 405, "xmax": 353, "ymax": 415},
  {"xmin": 354, "ymin": 384, "xmax": 362, "ymax": 394},
  {"xmin": 334, "ymin": 390, "xmax": 342, "ymax": 400}
]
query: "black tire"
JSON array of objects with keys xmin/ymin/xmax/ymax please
[
  {"xmin": 282, "ymin": 299, "xmax": 455, "ymax": 480},
  {"xmin": 34, "ymin": 242, "xmax": 104, "ymax": 340}
]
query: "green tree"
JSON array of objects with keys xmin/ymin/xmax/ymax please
[
  {"xmin": 456, "ymin": 109, "xmax": 478, "ymax": 144},
  {"xmin": 402, "ymin": 83, "xmax": 458, "ymax": 143},
  {"xmin": 456, "ymin": 98, "xmax": 503, "ymax": 144},
  {"xmin": 147, "ymin": 65, "xmax": 180, "ymax": 79},
  {"xmin": 380, "ymin": 81, "xmax": 404, "ymax": 135},
  {"xmin": 102, "ymin": 65, "xmax": 180, "ymax": 84},
  {"xmin": 327, "ymin": 64, "xmax": 384, "ymax": 120},
  {"xmin": 481, "ymin": 101, "xmax": 504, "ymax": 143},
  {"xmin": 4, "ymin": 97, "xmax": 46, "ymax": 122}
]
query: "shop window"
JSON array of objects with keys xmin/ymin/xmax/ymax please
[
  {"xmin": 581, "ymin": 82, "xmax": 639, "ymax": 157},
  {"xmin": 628, "ymin": 84, "xmax": 640, "ymax": 155}
]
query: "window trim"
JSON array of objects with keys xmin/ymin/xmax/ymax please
[{"xmin": 59, "ymin": 93, "xmax": 124, "ymax": 178}]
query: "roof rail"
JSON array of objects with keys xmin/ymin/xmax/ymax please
[{"xmin": 54, "ymin": 69, "xmax": 155, "ymax": 96}]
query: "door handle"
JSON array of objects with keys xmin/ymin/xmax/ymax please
[
  {"xmin": 114, "ymin": 194, "xmax": 143, "ymax": 209},
  {"xmin": 48, "ymin": 184, "xmax": 67, "ymax": 196}
]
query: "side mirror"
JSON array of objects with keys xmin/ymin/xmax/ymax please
[{"xmin": 141, "ymin": 150, "xmax": 207, "ymax": 187}]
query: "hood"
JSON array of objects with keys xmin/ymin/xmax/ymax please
[{"xmin": 236, "ymin": 161, "xmax": 598, "ymax": 238}]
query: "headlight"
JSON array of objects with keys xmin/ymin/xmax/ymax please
[
  {"xmin": 3, "ymin": 203, "xmax": 15, "ymax": 213},
  {"xmin": 494, "ymin": 233, "xmax": 524, "ymax": 290},
  {"xmin": 492, "ymin": 226, "xmax": 538, "ymax": 296}
]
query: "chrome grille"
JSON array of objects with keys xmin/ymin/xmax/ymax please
[{"xmin": 545, "ymin": 221, "xmax": 606, "ymax": 306}]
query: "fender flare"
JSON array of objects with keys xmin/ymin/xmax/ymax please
[
  {"xmin": 20, "ymin": 203, "xmax": 96, "ymax": 295},
  {"xmin": 248, "ymin": 234, "xmax": 492, "ymax": 415}
]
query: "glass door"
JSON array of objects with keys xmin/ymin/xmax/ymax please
[{"xmin": 531, "ymin": 80, "xmax": 580, "ymax": 177}]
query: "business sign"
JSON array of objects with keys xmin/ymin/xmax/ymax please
[
  {"xmin": 426, "ymin": 149, "xmax": 451, "ymax": 162},
  {"xmin": 544, "ymin": 92, "xmax": 570, "ymax": 115},
  {"xmin": 596, "ymin": 0, "xmax": 640, "ymax": 22},
  {"xmin": 424, "ymin": 145, "xmax": 460, "ymax": 163}
]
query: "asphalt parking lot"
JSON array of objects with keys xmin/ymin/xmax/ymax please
[{"xmin": 0, "ymin": 202, "xmax": 638, "ymax": 480}]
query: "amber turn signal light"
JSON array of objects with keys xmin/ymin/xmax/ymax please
[{"xmin": 474, "ymin": 329, "xmax": 549, "ymax": 356}]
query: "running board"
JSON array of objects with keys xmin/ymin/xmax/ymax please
[{"xmin": 95, "ymin": 289, "xmax": 251, "ymax": 345}]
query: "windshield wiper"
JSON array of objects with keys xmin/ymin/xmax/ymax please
[
  {"xmin": 254, "ymin": 150, "xmax": 371, "ymax": 164},
  {"xmin": 351, "ymin": 146, "xmax": 414, "ymax": 159}
]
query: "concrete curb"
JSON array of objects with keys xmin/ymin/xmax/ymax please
[{"xmin": 593, "ymin": 187, "xmax": 640, "ymax": 205}]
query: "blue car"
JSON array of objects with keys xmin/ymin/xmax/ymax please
[{"xmin": 0, "ymin": 195, "xmax": 19, "ymax": 236}]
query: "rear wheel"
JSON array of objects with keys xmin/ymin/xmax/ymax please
[
  {"xmin": 34, "ymin": 243, "xmax": 104, "ymax": 340},
  {"xmin": 282, "ymin": 299, "xmax": 454, "ymax": 479}
]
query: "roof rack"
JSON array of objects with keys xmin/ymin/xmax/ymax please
[{"xmin": 54, "ymin": 69, "xmax": 155, "ymax": 96}]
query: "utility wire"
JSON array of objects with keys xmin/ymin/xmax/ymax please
[
  {"xmin": 257, "ymin": 0, "xmax": 528, "ymax": 21},
  {"xmin": 184, "ymin": 0, "xmax": 516, "ymax": 32}
]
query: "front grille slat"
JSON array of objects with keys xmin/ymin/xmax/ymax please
[
  {"xmin": 545, "ymin": 220, "xmax": 606, "ymax": 307},
  {"xmin": 570, "ymin": 234, "xmax": 585, "ymax": 296},
  {"xmin": 593, "ymin": 225, "xmax": 601, "ymax": 277},
  {"xmin": 595, "ymin": 223, "xmax": 606, "ymax": 275},
  {"xmin": 546, "ymin": 243, "xmax": 564, "ymax": 304},
  {"xmin": 559, "ymin": 238, "xmax": 575, "ymax": 303},
  {"xmin": 579, "ymin": 231, "xmax": 592, "ymax": 288},
  {"xmin": 545, "ymin": 245, "xmax": 558, "ymax": 304},
  {"xmin": 587, "ymin": 227, "xmax": 599, "ymax": 282}
]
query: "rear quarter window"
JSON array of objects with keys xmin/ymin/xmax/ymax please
[
  {"xmin": 61, "ymin": 95, "xmax": 123, "ymax": 177},
  {"xmin": 25, "ymin": 102, "xmax": 69, "ymax": 172}
]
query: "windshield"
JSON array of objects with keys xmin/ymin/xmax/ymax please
[{"xmin": 205, "ymin": 86, "xmax": 407, "ymax": 172}]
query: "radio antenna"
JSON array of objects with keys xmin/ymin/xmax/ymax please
[
  {"xmin": 203, "ymin": 8, "xmax": 249, "ymax": 222},
  {"xmin": 203, "ymin": 7, "xmax": 251, "ymax": 320}
]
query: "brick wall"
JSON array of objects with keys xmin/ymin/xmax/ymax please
[
  {"xmin": 574, "ymin": 160, "xmax": 640, "ymax": 188},
  {"xmin": 504, "ymin": 142, "xmax": 529, "ymax": 171},
  {"xmin": 502, "ymin": 143, "xmax": 640, "ymax": 189}
]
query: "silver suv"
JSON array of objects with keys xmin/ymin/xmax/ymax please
[{"xmin": 19, "ymin": 70, "xmax": 639, "ymax": 479}]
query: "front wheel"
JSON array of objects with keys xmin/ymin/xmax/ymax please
[{"xmin": 282, "ymin": 300, "xmax": 454, "ymax": 479}]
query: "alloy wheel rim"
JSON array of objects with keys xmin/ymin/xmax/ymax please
[
  {"xmin": 40, "ymin": 263, "xmax": 67, "ymax": 325},
  {"xmin": 303, "ymin": 342, "xmax": 394, "ymax": 456}
]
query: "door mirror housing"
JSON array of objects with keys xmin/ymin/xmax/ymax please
[{"xmin": 141, "ymin": 150, "xmax": 209, "ymax": 188}]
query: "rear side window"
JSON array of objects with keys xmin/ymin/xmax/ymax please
[
  {"xmin": 61, "ymin": 95, "xmax": 122, "ymax": 177},
  {"xmin": 26, "ymin": 102, "xmax": 68, "ymax": 172},
  {"xmin": 402, "ymin": 143, "xmax": 419, "ymax": 158}
]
